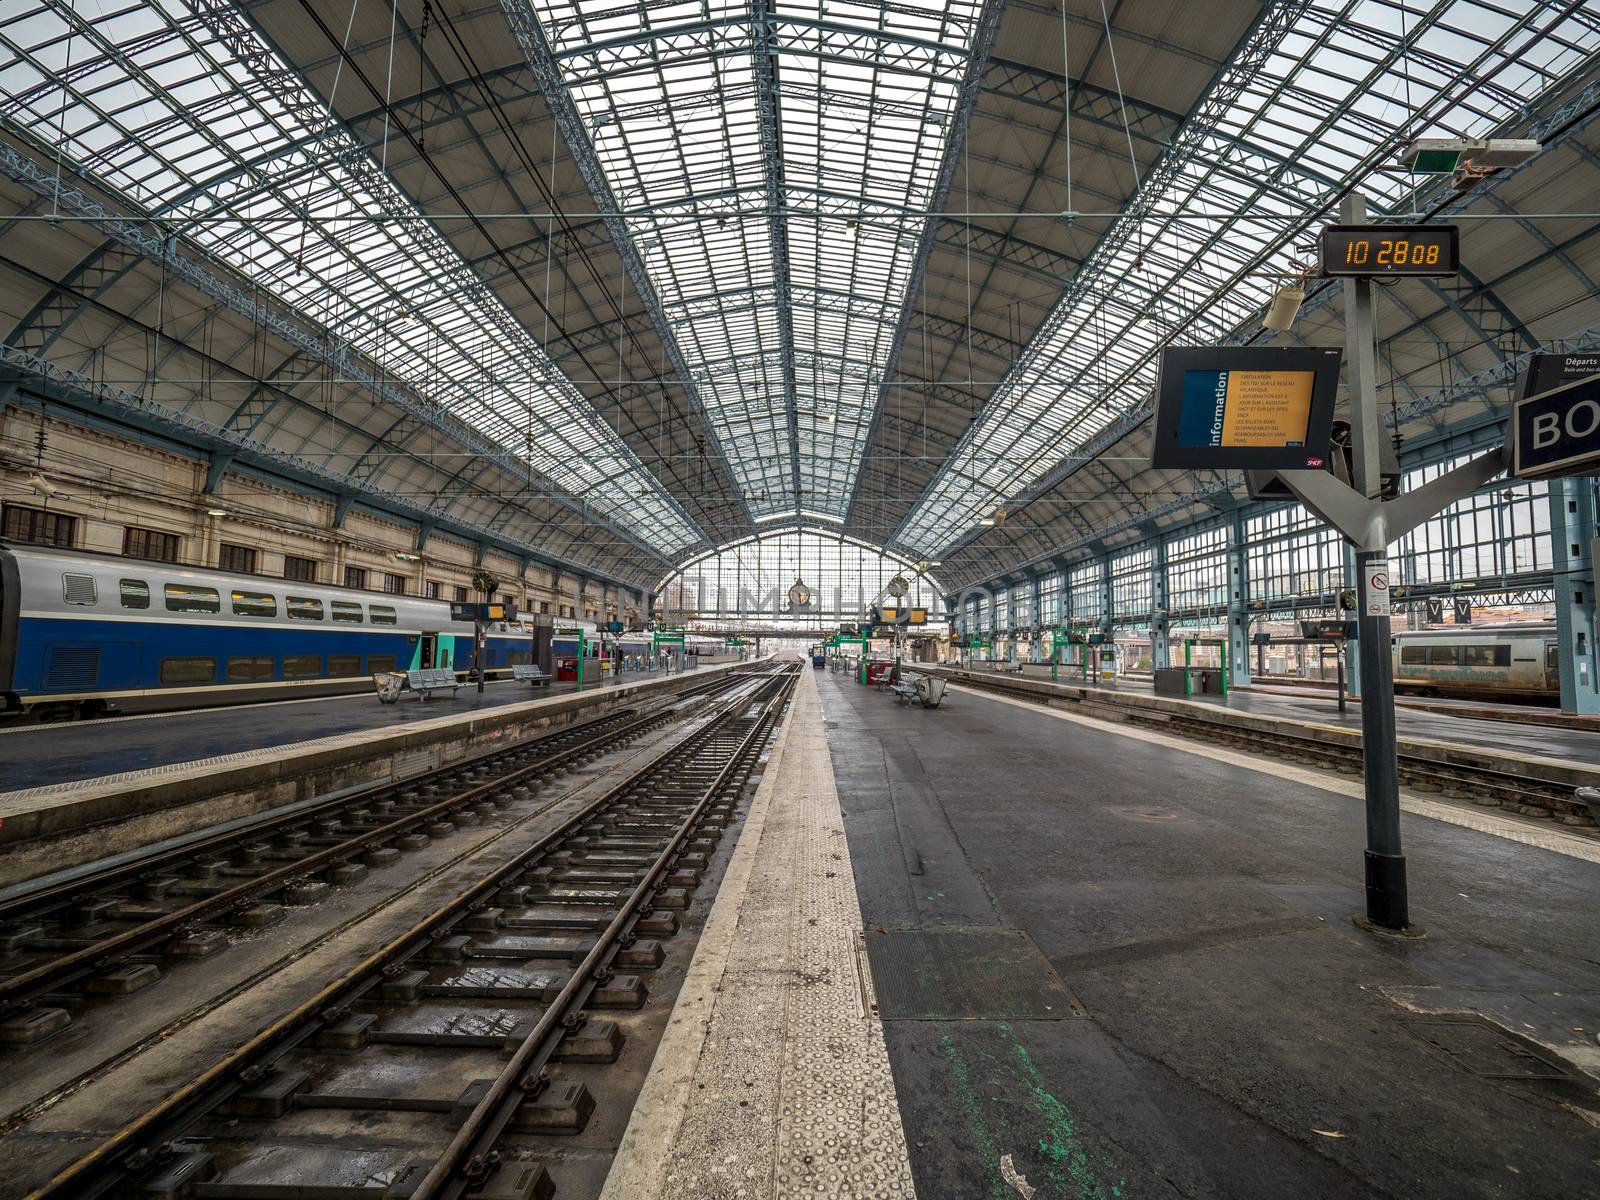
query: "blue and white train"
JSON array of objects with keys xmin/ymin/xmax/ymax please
[{"xmin": 0, "ymin": 541, "xmax": 587, "ymax": 719}]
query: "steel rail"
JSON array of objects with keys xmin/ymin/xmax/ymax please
[
  {"xmin": 418, "ymin": 669, "xmax": 794, "ymax": 1199},
  {"xmin": 0, "ymin": 673, "xmax": 749, "ymax": 1020},
  {"xmin": 22, "ymin": 665, "xmax": 797, "ymax": 1200}
]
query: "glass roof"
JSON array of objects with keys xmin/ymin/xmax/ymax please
[
  {"xmin": 894, "ymin": 0, "xmax": 1600, "ymax": 558},
  {"xmin": 0, "ymin": 0, "xmax": 704, "ymax": 555},
  {"xmin": 526, "ymin": 0, "xmax": 985, "ymax": 520}
]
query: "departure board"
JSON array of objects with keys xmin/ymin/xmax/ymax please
[{"xmin": 1149, "ymin": 347, "xmax": 1342, "ymax": 471}]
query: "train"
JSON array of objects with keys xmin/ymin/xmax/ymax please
[
  {"xmin": 1390, "ymin": 623, "xmax": 1560, "ymax": 702},
  {"xmin": 0, "ymin": 540, "xmax": 594, "ymax": 719}
]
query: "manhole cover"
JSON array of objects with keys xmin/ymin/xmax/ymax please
[
  {"xmin": 1407, "ymin": 1018, "xmax": 1574, "ymax": 1080},
  {"xmin": 864, "ymin": 928, "xmax": 1085, "ymax": 1020}
]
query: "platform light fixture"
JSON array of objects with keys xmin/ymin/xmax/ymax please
[
  {"xmin": 205, "ymin": 508, "xmax": 226, "ymax": 517},
  {"xmin": 394, "ymin": 551, "xmax": 422, "ymax": 562},
  {"xmin": 1398, "ymin": 136, "xmax": 1540, "ymax": 176}
]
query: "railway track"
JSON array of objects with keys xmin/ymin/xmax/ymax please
[
  {"xmin": 0, "ymin": 670, "xmax": 754, "ymax": 1046},
  {"xmin": 21, "ymin": 662, "xmax": 798, "ymax": 1200},
  {"xmin": 943, "ymin": 671, "xmax": 1597, "ymax": 826}
]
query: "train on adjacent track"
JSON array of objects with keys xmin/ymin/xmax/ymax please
[
  {"xmin": 0, "ymin": 541, "xmax": 597, "ymax": 720},
  {"xmin": 1389, "ymin": 623, "xmax": 1560, "ymax": 702}
]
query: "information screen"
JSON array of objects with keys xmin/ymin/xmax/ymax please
[
  {"xmin": 1175, "ymin": 368, "xmax": 1315, "ymax": 449},
  {"xmin": 1320, "ymin": 224, "xmax": 1459, "ymax": 277},
  {"xmin": 1150, "ymin": 347, "xmax": 1341, "ymax": 471}
]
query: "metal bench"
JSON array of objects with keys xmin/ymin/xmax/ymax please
[
  {"xmin": 888, "ymin": 675, "xmax": 920, "ymax": 704},
  {"xmin": 406, "ymin": 667, "xmax": 460, "ymax": 701},
  {"xmin": 512, "ymin": 664, "xmax": 552, "ymax": 688}
]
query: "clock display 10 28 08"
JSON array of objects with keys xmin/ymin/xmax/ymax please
[{"xmin": 1320, "ymin": 224, "xmax": 1459, "ymax": 278}]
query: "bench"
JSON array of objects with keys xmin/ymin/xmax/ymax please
[
  {"xmin": 512, "ymin": 664, "xmax": 552, "ymax": 688},
  {"xmin": 889, "ymin": 677, "xmax": 920, "ymax": 704},
  {"xmin": 406, "ymin": 667, "xmax": 461, "ymax": 701}
]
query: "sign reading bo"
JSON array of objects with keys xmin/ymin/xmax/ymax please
[{"xmin": 1512, "ymin": 354, "xmax": 1600, "ymax": 480}]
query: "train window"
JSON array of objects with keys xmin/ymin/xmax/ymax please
[
  {"xmin": 164, "ymin": 584, "xmax": 221, "ymax": 614},
  {"xmin": 286, "ymin": 596, "xmax": 324, "ymax": 621},
  {"xmin": 160, "ymin": 657, "xmax": 216, "ymax": 685},
  {"xmin": 1400, "ymin": 646, "xmax": 1426, "ymax": 665},
  {"xmin": 1462, "ymin": 645, "xmax": 1511, "ymax": 667},
  {"xmin": 331, "ymin": 601, "xmax": 364, "ymax": 623},
  {"xmin": 369, "ymin": 605, "xmax": 398, "ymax": 626},
  {"xmin": 61, "ymin": 572, "xmax": 98, "ymax": 605},
  {"xmin": 120, "ymin": 579, "xmax": 150, "ymax": 609},
  {"xmin": 329, "ymin": 654, "xmax": 363, "ymax": 677},
  {"xmin": 232, "ymin": 590, "xmax": 277, "ymax": 618},
  {"xmin": 1547, "ymin": 644, "xmax": 1559, "ymax": 673},
  {"xmin": 227, "ymin": 656, "xmax": 274, "ymax": 682},
  {"xmin": 1426, "ymin": 646, "xmax": 1459, "ymax": 666},
  {"xmin": 281, "ymin": 654, "xmax": 323, "ymax": 679},
  {"xmin": 367, "ymin": 654, "xmax": 398, "ymax": 674}
]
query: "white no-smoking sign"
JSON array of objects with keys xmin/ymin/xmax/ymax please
[{"xmin": 1365, "ymin": 569, "xmax": 1390, "ymax": 617}]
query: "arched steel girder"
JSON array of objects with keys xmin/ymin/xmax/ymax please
[
  {"xmin": 499, "ymin": 0, "xmax": 758, "ymax": 535},
  {"xmin": 0, "ymin": 138, "xmax": 683, "ymax": 570}
]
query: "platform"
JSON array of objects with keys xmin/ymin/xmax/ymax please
[
  {"xmin": 0, "ymin": 664, "xmax": 738, "ymax": 888},
  {"xmin": 612, "ymin": 666, "xmax": 1600, "ymax": 1199},
  {"xmin": 0, "ymin": 671, "xmax": 680, "ymax": 793},
  {"xmin": 950, "ymin": 662, "xmax": 1600, "ymax": 760}
]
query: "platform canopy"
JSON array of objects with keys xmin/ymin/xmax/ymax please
[{"xmin": 1, "ymin": 1, "xmax": 1598, "ymax": 589}]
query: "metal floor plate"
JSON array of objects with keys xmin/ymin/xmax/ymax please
[
  {"xmin": 864, "ymin": 927, "xmax": 1086, "ymax": 1020},
  {"xmin": 1407, "ymin": 1017, "xmax": 1575, "ymax": 1080}
]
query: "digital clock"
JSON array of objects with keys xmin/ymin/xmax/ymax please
[{"xmin": 1320, "ymin": 224, "xmax": 1459, "ymax": 278}]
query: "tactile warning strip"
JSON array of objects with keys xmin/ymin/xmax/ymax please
[{"xmin": 602, "ymin": 668, "xmax": 916, "ymax": 1200}]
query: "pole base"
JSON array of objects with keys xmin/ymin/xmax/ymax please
[{"xmin": 1362, "ymin": 850, "xmax": 1412, "ymax": 933}]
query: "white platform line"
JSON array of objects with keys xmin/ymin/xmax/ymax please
[
  {"xmin": 602, "ymin": 669, "xmax": 916, "ymax": 1200},
  {"xmin": 952, "ymin": 686, "xmax": 1600, "ymax": 867}
]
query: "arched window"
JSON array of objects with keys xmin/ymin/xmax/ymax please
[{"xmin": 656, "ymin": 529, "xmax": 945, "ymax": 627}]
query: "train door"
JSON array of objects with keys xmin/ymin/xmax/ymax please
[
  {"xmin": 1546, "ymin": 640, "xmax": 1559, "ymax": 692},
  {"xmin": 420, "ymin": 633, "xmax": 437, "ymax": 669}
]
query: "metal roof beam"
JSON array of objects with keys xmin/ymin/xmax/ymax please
[
  {"xmin": 497, "ymin": 0, "xmax": 758, "ymax": 538},
  {"xmin": 840, "ymin": 0, "xmax": 1004, "ymax": 532}
]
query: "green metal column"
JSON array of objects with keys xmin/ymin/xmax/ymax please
[{"xmin": 1549, "ymin": 477, "xmax": 1600, "ymax": 712}]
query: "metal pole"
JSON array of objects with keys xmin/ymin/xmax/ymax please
[
  {"xmin": 475, "ymin": 619, "xmax": 485, "ymax": 694},
  {"xmin": 1336, "ymin": 643, "xmax": 1346, "ymax": 714},
  {"xmin": 1343, "ymin": 193, "xmax": 1407, "ymax": 931}
]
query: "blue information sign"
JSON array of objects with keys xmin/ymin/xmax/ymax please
[{"xmin": 1512, "ymin": 369, "xmax": 1600, "ymax": 479}]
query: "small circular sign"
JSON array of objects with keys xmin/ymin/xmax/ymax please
[{"xmin": 1368, "ymin": 570, "xmax": 1388, "ymax": 591}]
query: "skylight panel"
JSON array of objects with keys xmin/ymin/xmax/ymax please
[
  {"xmin": 523, "ymin": 0, "xmax": 982, "ymax": 523},
  {"xmin": 0, "ymin": 0, "xmax": 700, "ymax": 556},
  {"xmin": 895, "ymin": 0, "xmax": 1600, "ymax": 559}
]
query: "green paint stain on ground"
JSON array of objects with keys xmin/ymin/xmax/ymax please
[
  {"xmin": 1000, "ymin": 1025, "xmax": 1122, "ymax": 1200},
  {"xmin": 936, "ymin": 1026, "xmax": 1127, "ymax": 1199},
  {"xmin": 940, "ymin": 1033, "xmax": 1009, "ymax": 1198}
]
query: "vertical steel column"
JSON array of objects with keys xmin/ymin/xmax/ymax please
[
  {"xmin": 1227, "ymin": 513, "xmax": 1251, "ymax": 686},
  {"xmin": 1030, "ymin": 574, "xmax": 1044, "ymax": 662},
  {"xmin": 1151, "ymin": 538, "xmax": 1171, "ymax": 671},
  {"xmin": 1343, "ymin": 194, "xmax": 1407, "ymax": 931},
  {"xmin": 1341, "ymin": 541, "xmax": 1362, "ymax": 696},
  {"xmin": 1548, "ymin": 477, "xmax": 1600, "ymax": 713}
]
